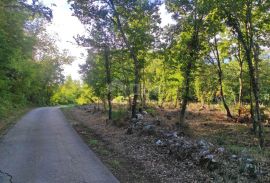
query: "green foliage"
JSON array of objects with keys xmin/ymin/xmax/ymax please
[
  {"xmin": 88, "ymin": 139, "xmax": 98, "ymax": 146},
  {"xmin": 51, "ymin": 76, "xmax": 97, "ymax": 105},
  {"xmin": 195, "ymin": 63, "xmax": 218, "ymax": 105},
  {"xmin": 0, "ymin": 1, "xmax": 69, "ymax": 118}
]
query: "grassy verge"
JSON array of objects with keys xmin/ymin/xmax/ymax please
[{"xmin": 0, "ymin": 107, "xmax": 33, "ymax": 137}]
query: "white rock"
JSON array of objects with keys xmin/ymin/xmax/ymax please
[
  {"xmin": 156, "ymin": 139, "xmax": 163, "ymax": 146},
  {"xmin": 217, "ymin": 147, "xmax": 225, "ymax": 153},
  {"xmin": 136, "ymin": 114, "xmax": 144, "ymax": 120},
  {"xmin": 142, "ymin": 111, "xmax": 148, "ymax": 115}
]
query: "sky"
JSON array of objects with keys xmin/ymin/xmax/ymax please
[{"xmin": 42, "ymin": 1, "xmax": 174, "ymax": 81}]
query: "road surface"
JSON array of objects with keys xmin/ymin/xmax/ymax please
[{"xmin": 0, "ymin": 107, "xmax": 119, "ymax": 183}]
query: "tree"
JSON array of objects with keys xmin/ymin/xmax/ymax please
[
  {"xmin": 0, "ymin": 0, "xmax": 70, "ymax": 117},
  {"xmin": 215, "ymin": 0, "xmax": 270, "ymax": 147},
  {"xmin": 166, "ymin": 0, "xmax": 212, "ymax": 125},
  {"xmin": 69, "ymin": 0, "xmax": 160, "ymax": 118}
]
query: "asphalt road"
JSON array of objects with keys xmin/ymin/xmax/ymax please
[{"xmin": 0, "ymin": 107, "xmax": 119, "ymax": 183}]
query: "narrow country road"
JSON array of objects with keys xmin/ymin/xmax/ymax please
[{"xmin": 0, "ymin": 107, "xmax": 119, "ymax": 183}]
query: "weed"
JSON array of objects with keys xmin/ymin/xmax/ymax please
[
  {"xmin": 88, "ymin": 139, "xmax": 98, "ymax": 146},
  {"xmin": 110, "ymin": 160, "xmax": 121, "ymax": 169},
  {"xmin": 98, "ymin": 149, "xmax": 110, "ymax": 156},
  {"xmin": 146, "ymin": 108, "xmax": 156, "ymax": 117}
]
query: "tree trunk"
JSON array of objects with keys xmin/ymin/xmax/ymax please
[
  {"xmin": 236, "ymin": 42, "xmax": 244, "ymax": 107},
  {"xmin": 214, "ymin": 37, "xmax": 233, "ymax": 118},
  {"xmin": 142, "ymin": 67, "xmax": 146, "ymax": 108},
  {"xmin": 109, "ymin": 0, "xmax": 140, "ymax": 118},
  {"xmin": 179, "ymin": 60, "xmax": 192, "ymax": 125},
  {"xmin": 238, "ymin": 59, "xmax": 244, "ymax": 117},
  {"xmin": 132, "ymin": 62, "xmax": 140, "ymax": 118},
  {"xmin": 250, "ymin": 77, "xmax": 256, "ymax": 133},
  {"xmin": 247, "ymin": 49, "xmax": 263, "ymax": 146},
  {"xmin": 179, "ymin": 4, "xmax": 199, "ymax": 126},
  {"xmin": 104, "ymin": 46, "xmax": 112, "ymax": 120},
  {"xmin": 224, "ymin": 6, "xmax": 264, "ymax": 147},
  {"xmin": 125, "ymin": 80, "xmax": 132, "ymax": 110},
  {"xmin": 245, "ymin": 2, "xmax": 263, "ymax": 147},
  {"xmin": 175, "ymin": 86, "xmax": 180, "ymax": 108},
  {"xmin": 253, "ymin": 43, "xmax": 260, "ymax": 88}
]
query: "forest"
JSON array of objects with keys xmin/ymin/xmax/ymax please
[
  {"xmin": 0, "ymin": 0, "xmax": 68, "ymax": 117},
  {"xmin": 0, "ymin": 0, "xmax": 270, "ymax": 182},
  {"xmin": 67, "ymin": 0, "xmax": 270, "ymax": 147}
]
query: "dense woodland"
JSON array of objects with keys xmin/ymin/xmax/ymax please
[
  {"xmin": 0, "ymin": 0, "xmax": 75, "ymax": 118},
  {"xmin": 0, "ymin": 0, "xmax": 269, "ymax": 148}
]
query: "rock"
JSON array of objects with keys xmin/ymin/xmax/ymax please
[
  {"xmin": 142, "ymin": 111, "xmax": 148, "ymax": 115},
  {"xmin": 205, "ymin": 154, "xmax": 214, "ymax": 160},
  {"xmin": 197, "ymin": 139, "xmax": 213, "ymax": 150},
  {"xmin": 200, "ymin": 154, "xmax": 220, "ymax": 171},
  {"xmin": 246, "ymin": 158, "xmax": 253, "ymax": 163},
  {"xmin": 131, "ymin": 118, "xmax": 138, "ymax": 123},
  {"xmin": 126, "ymin": 127, "xmax": 133, "ymax": 135},
  {"xmin": 136, "ymin": 114, "xmax": 144, "ymax": 120},
  {"xmin": 245, "ymin": 163, "xmax": 256, "ymax": 178},
  {"xmin": 199, "ymin": 150, "xmax": 210, "ymax": 157},
  {"xmin": 142, "ymin": 124, "xmax": 156, "ymax": 135},
  {"xmin": 216, "ymin": 147, "xmax": 225, "ymax": 154},
  {"xmin": 163, "ymin": 131, "xmax": 178, "ymax": 138},
  {"xmin": 168, "ymin": 137, "xmax": 196, "ymax": 160},
  {"xmin": 231, "ymin": 154, "xmax": 238, "ymax": 160},
  {"xmin": 133, "ymin": 121, "xmax": 144, "ymax": 129},
  {"xmin": 155, "ymin": 139, "xmax": 166, "ymax": 146}
]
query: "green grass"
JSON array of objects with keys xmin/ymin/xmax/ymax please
[
  {"xmin": 0, "ymin": 106, "xmax": 32, "ymax": 137},
  {"xmin": 97, "ymin": 149, "xmax": 110, "ymax": 156},
  {"xmin": 109, "ymin": 160, "xmax": 121, "ymax": 169},
  {"xmin": 88, "ymin": 139, "xmax": 98, "ymax": 146},
  {"xmin": 145, "ymin": 107, "xmax": 157, "ymax": 116},
  {"xmin": 112, "ymin": 110, "xmax": 126, "ymax": 120}
]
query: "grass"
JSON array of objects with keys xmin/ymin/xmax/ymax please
[
  {"xmin": 88, "ymin": 139, "xmax": 98, "ymax": 146},
  {"xmin": 145, "ymin": 107, "xmax": 157, "ymax": 117},
  {"xmin": 199, "ymin": 122, "xmax": 270, "ymax": 163},
  {"xmin": 112, "ymin": 110, "xmax": 126, "ymax": 121},
  {"xmin": 111, "ymin": 109, "xmax": 129, "ymax": 127},
  {"xmin": 109, "ymin": 160, "xmax": 121, "ymax": 169},
  {"xmin": 0, "ymin": 106, "xmax": 32, "ymax": 137}
]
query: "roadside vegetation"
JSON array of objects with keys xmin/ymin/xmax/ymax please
[
  {"xmin": 0, "ymin": 0, "xmax": 72, "ymax": 119},
  {"xmin": 0, "ymin": 107, "xmax": 32, "ymax": 137}
]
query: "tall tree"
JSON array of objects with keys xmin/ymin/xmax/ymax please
[
  {"xmin": 69, "ymin": 0, "xmax": 160, "ymax": 118},
  {"xmin": 215, "ymin": 0, "xmax": 270, "ymax": 147},
  {"xmin": 166, "ymin": 0, "xmax": 212, "ymax": 125}
]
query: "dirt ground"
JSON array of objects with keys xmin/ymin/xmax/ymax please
[{"xmin": 62, "ymin": 104, "xmax": 270, "ymax": 183}]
